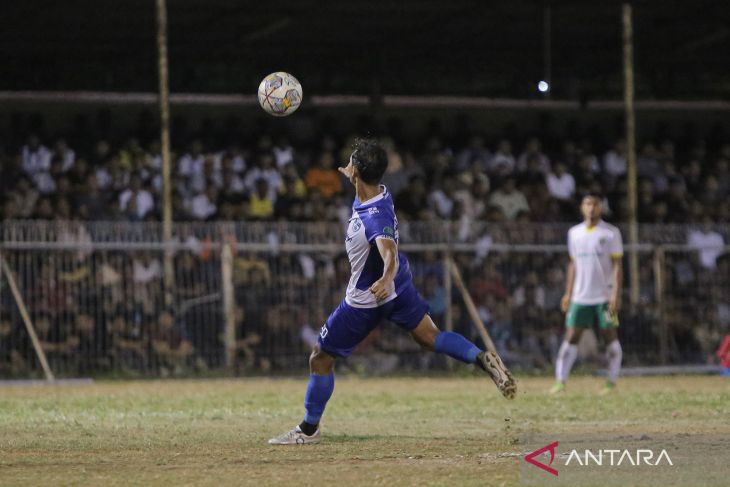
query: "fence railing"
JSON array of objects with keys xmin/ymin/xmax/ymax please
[{"xmin": 0, "ymin": 221, "xmax": 728, "ymax": 378}]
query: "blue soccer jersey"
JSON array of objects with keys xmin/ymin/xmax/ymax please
[{"xmin": 344, "ymin": 185, "xmax": 412, "ymax": 308}]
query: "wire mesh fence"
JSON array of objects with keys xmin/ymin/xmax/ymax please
[{"xmin": 0, "ymin": 221, "xmax": 728, "ymax": 378}]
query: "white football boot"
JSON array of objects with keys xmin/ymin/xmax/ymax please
[{"xmin": 268, "ymin": 426, "xmax": 321, "ymax": 445}]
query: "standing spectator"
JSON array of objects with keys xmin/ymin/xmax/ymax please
[{"xmin": 489, "ymin": 178, "xmax": 530, "ymax": 220}]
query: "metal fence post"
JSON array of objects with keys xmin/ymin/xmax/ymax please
[
  {"xmin": 221, "ymin": 243, "xmax": 236, "ymax": 370},
  {"xmin": 653, "ymin": 245, "xmax": 668, "ymax": 364}
]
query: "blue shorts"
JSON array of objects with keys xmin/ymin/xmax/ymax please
[{"xmin": 318, "ymin": 283, "xmax": 430, "ymax": 358}]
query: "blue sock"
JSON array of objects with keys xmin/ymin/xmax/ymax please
[
  {"xmin": 303, "ymin": 373, "xmax": 335, "ymax": 425},
  {"xmin": 434, "ymin": 331, "xmax": 482, "ymax": 364}
]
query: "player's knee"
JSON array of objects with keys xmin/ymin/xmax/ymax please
[
  {"xmin": 566, "ymin": 330, "xmax": 582, "ymax": 345},
  {"xmin": 309, "ymin": 346, "xmax": 335, "ymax": 374},
  {"xmin": 411, "ymin": 327, "xmax": 439, "ymax": 351}
]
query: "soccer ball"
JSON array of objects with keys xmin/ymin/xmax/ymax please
[{"xmin": 257, "ymin": 72, "xmax": 303, "ymax": 117}]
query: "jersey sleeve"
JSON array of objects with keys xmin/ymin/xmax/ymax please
[
  {"xmin": 610, "ymin": 227, "xmax": 624, "ymax": 258},
  {"xmin": 362, "ymin": 208, "xmax": 397, "ymax": 243},
  {"xmin": 567, "ymin": 230, "xmax": 575, "ymax": 259}
]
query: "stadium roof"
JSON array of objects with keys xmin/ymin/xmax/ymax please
[{"xmin": 3, "ymin": 0, "xmax": 730, "ymax": 99}]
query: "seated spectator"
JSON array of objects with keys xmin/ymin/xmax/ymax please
[
  {"xmin": 603, "ymin": 139, "xmax": 627, "ymax": 178},
  {"xmin": 276, "ymin": 172, "xmax": 306, "ymax": 219},
  {"xmin": 489, "ymin": 178, "xmax": 529, "ymax": 220},
  {"xmin": 395, "ymin": 175, "xmax": 431, "ymax": 221},
  {"xmin": 488, "ymin": 139, "xmax": 516, "ymax": 176},
  {"xmin": 53, "ymin": 138, "xmax": 76, "ymax": 172},
  {"xmin": 188, "ymin": 186, "xmax": 219, "ymax": 220},
  {"xmin": 637, "ymin": 142, "xmax": 661, "ymax": 177},
  {"xmin": 21, "ymin": 134, "xmax": 52, "ymax": 177},
  {"xmin": 546, "ymin": 162, "xmax": 576, "ymax": 201},
  {"xmin": 245, "ymin": 153, "xmax": 282, "ymax": 201},
  {"xmin": 428, "ymin": 175, "xmax": 456, "ymax": 219},
  {"xmin": 151, "ymin": 310, "xmax": 194, "ymax": 375},
  {"xmin": 516, "ymin": 137, "xmax": 550, "ymax": 174},
  {"xmin": 248, "ymin": 179, "xmax": 274, "ymax": 220},
  {"xmin": 455, "ymin": 134, "xmax": 492, "ymax": 173},
  {"xmin": 7, "ymin": 176, "xmax": 39, "ymax": 218},
  {"xmin": 305, "ymin": 151, "xmax": 342, "ymax": 198},
  {"xmin": 178, "ymin": 139, "xmax": 205, "ymax": 188},
  {"xmin": 119, "ymin": 173, "xmax": 154, "ymax": 220},
  {"xmin": 687, "ymin": 215, "xmax": 725, "ymax": 270},
  {"xmin": 110, "ymin": 315, "xmax": 147, "ymax": 371}
]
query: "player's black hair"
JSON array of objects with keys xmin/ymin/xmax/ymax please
[
  {"xmin": 581, "ymin": 192, "xmax": 603, "ymax": 201},
  {"xmin": 351, "ymin": 138, "xmax": 388, "ymax": 185}
]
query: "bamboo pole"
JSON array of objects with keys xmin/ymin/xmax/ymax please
[
  {"xmin": 0, "ymin": 255, "xmax": 55, "ymax": 381},
  {"xmin": 156, "ymin": 0, "xmax": 174, "ymax": 307},
  {"xmin": 448, "ymin": 259, "xmax": 497, "ymax": 354},
  {"xmin": 622, "ymin": 3, "xmax": 640, "ymax": 306}
]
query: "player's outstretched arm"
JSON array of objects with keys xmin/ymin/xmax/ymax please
[
  {"xmin": 369, "ymin": 237, "xmax": 399, "ymax": 301},
  {"xmin": 609, "ymin": 257, "xmax": 623, "ymax": 313},
  {"xmin": 561, "ymin": 259, "xmax": 576, "ymax": 313}
]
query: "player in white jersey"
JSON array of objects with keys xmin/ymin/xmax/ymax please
[
  {"xmin": 551, "ymin": 194, "xmax": 624, "ymax": 394},
  {"xmin": 269, "ymin": 139, "xmax": 515, "ymax": 445}
]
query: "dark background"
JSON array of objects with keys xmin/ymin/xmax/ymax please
[{"xmin": 3, "ymin": 0, "xmax": 730, "ymax": 99}]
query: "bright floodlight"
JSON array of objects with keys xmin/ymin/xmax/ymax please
[{"xmin": 538, "ymin": 80, "xmax": 550, "ymax": 93}]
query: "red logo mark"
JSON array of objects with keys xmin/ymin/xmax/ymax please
[{"xmin": 525, "ymin": 441, "xmax": 559, "ymax": 476}]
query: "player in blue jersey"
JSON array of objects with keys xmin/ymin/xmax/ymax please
[{"xmin": 269, "ymin": 139, "xmax": 515, "ymax": 445}]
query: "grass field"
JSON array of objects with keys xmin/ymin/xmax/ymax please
[{"xmin": 1, "ymin": 375, "xmax": 729, "ymax": 486}]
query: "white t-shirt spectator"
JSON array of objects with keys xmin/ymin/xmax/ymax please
[
  {"xmin": 178, "ymin": 153, "xmax": 205, "ymax": 193},
  {"xmin": 603, "ymin": 150, "xmax": 627, "ymax": 177},
  {"xmin": 489, "ymin": 189, "xmax": 529, "ymax": 220},
  {"xmin": 488, "ymin": 153, "xmax": 516, "ymax": 175},
  {"xmin": 188, "ymin": 193, "xmax": 217, "ymax": 220},
  {"xmin": 428, "ymin": 189, "xmax": 454, "ymax": 218},
  {"xmin": 22, "ymin": 144, "xmax": 52, "ymax": 175},
  {"xmin": 59, "ymin": 147, "xmax": 76, "ymax": 172},
  {"xmin": 546, "ymin": 172, "xmax": 576, "ymax": 200},
  {"xmin": 119, "ymin": 189, "xmax": 154, "ymax": 219},
  {"xmin": 687, "ymin": 228, "xmax": 725, "ymax": 269},
  {"xmin": 133, "ymin": 258, "xmax": 162, "ymax": 283},
  {"xmin": 95, "ymin": 167, "xmax": 111, "ymax": 189},
  {"xmin": 245, "ymin": 168, "xmax": 282, "ymax": 201},
  {"xmin": 32, "ymin": 172, "xmax": 56, "ymax": 194},
  {"xmin": 273, "ymin": 145, "xmax": 294, "ymax": 169}
]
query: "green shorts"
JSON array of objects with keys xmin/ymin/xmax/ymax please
[{"xmin": 565, "ymin": 303, "xmax": 619, "ymax": 329}]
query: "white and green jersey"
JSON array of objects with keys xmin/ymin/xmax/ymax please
[{"xmin": 568, "ymin": 220, "xmax": 623, "ymax": 305}]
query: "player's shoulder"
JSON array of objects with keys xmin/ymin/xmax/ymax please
[
  {"xmin": 568, "ymin": 223, "xmax": 584, "ymax": 235},
  {"xmin": 599, "ymin": 220, "xmax": 621, "ymax": 234}
]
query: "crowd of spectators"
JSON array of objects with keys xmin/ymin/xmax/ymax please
[
  {"xmin": 0, "ymin": 113, "xmax": 729, "ymax": 377},
  {"xmin": 2, "ymin": 116, "xmax": 730, "ymax": 227}
]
